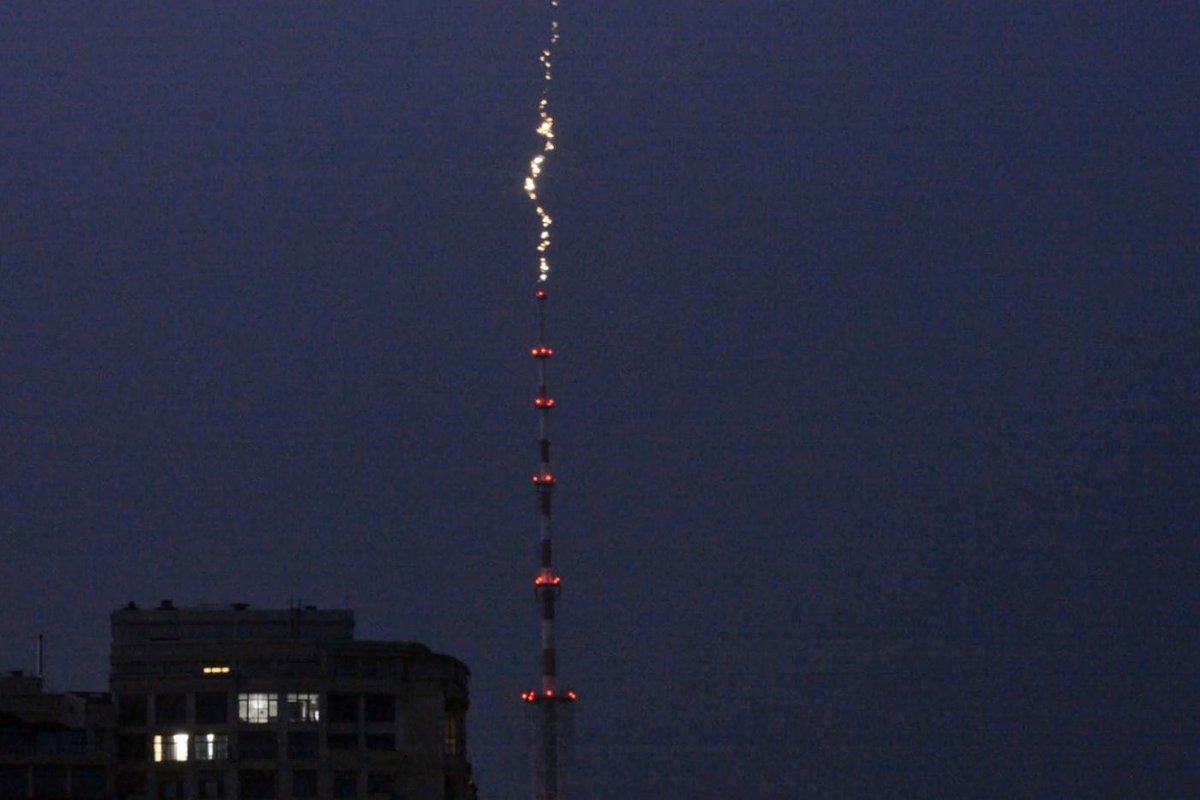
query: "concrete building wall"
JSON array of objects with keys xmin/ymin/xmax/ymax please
[
  {"xmin": 0, "ymin": 673, "xmax": 115, "ymax": 799},
  {"xmin": 109, "ymin": 603, "xmax": 476, "ymax": 800}
]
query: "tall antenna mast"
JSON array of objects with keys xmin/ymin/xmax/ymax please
[
  {"xmin": 522, "ymin": 289, "xmax": 577, "ymax": 798},
  {"xmin": 521, "ymin": 5, "xmax": 575, "ymax": 796}
]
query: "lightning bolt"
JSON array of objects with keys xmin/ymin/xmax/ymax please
[{"xmin": 525, "ymin": 3, "xmax": 560, "ymax": 283}]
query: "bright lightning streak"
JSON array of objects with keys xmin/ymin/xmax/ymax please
[{"xmin": 525, "ymin": 2, "xmax": 561, "ymax": 283}]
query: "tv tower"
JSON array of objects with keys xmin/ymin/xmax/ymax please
[
  {"xmin": 520, "ymin": 2, "xmax": 574, "ymax": 796},
  {"xmin": 522, "ymin": 287, "xmax": 576, "ymax": 800}
]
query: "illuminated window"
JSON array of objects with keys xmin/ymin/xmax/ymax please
[
  {"xmin": 443, "ymin": 710, "xmax": 462, "ymax": 756},
  {"xmin": 286, "ymin": 693, "xmax": 320, "ymax": 723},
  {"xmin": 238, "ymin": 693, "xmax": 277, "ymax": 724},
  {"xmin": 153, "ymin": 733, "xmax": 189, "ymax": 763},
  {"xmin": 194, "ymin": 733, "xmax": 229, "ymax": 761},
  {"xmin": 203, "ymin": 665, "xmax": 231, "ymax": 675}
]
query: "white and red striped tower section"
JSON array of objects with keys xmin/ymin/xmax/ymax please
[{"xmin": 523, "ymin": 286, "xmax": 576, "ymax": 800}]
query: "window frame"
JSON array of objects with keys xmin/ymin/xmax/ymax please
[{"xmin": 238, "ymin": 693, "xmax": 278, "ymax": 724}]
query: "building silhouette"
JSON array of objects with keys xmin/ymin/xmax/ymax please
[
  {"xmin": 110, "ymin": 602, "xmax": 475, "ymax": 800},
  {"xmin": 0, "ymin": 602, "xmax": 476, "ymax": 800},
  {"xmin": 0, "ymin": 673, "xmax": 114, "ymax": 798}
]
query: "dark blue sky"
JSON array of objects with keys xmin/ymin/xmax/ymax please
[{"xmin": 2, "ymin": 2, "xmax": 1198, "ymax": 797}]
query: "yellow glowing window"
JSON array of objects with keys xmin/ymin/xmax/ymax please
[
  {"xmin": 153, "ymin": 733, "xmax": 189, "ymax": 762},
  {"xmin": 202, "ymin": 665, "xmax": 230, "ymax": 675}
]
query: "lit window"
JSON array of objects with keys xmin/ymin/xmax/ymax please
[
  {"xmin": 194, "ymin": 733, "xmax": 229, "ymax": 761},
  {"xmin": 153, "ymin": 733, "xmax": 189, "ymax": 762},
  {"xmin": 202, "ymin": 666, "xmax": 230, "ymax": 675},
  {"xmin": 286, "ymin": 693, "xmax": 320, "ymax": 723},
  {"xmin": 443, "ymin": 711, "xmax": 462, "ymax": 756},
  {"xmin": 238, "ymin": 693, "xmax": 277, "ymax": 724}
]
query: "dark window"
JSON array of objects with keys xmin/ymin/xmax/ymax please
[
  {"xmin": 327, "ymin": 733, "xmax": 357, "ymax": 751},
  {"xmin": 287, "ymin": 732, "xmax": 319, "ymax": 760},
  {"xmin": 0, "ymin": 767, "xmax": 27, "ymax": 798},
  {"xmin": 365, "ymin": 733, "xmax": 394, "ymax": 751},
  {"xmin": 35, "ymin": 729, "xmax": 84, "ymax": 756},
  {"xmin": 365, "ymin": 694, "xmax": 395, "ymax": 723},
  {"xmin": 238, "ymin": 731, "xmax": 277, "ymax": 760},
  {"xmin": 198, "ymin": 772, "xmax": 225, "ymax": 799},
  {"xmin": 195, "ymin": 692, "xmax": 228, "ymax": 724},
  {"xmin": 33, "ymin": 765, "xmax": 68, "ymax": 797},
  {"xmin": 117, "ymin": 734, "xmax": 147, "ymax": 763},
  {"xmin": 115, "ymin": 773, "xmax": 146, "ymax": 800},
  {"xmin": 118, "ymin": 694, "xmax": 147, "ymax": 725},
  {"xmin": 368, "ymin": 772, "xmax": 395, "ymax": 797},
  {"xmin": 333, "ymin": 771, "xmax": 357, "ymax": 799},
  {"xmin": 0, "ymin": 727, "xmax": 30, "ymax": 755},
  {"xmin": 292, "ymin": 770, "xmax": 318, "ymax": 798},
  {"xmin": 239, "ymin": 771, "xmax": 276, "ymax": 800},
  {"xmin": 73, "ymin": 766, "xmax": 107, "ymax": 799},
  {"xmin": 155, "ymin": 693, "xmax": 187, "ymax": 725},
  {"xmin": 327, "ymin": 693, "xmax": 358, "ymax": 723},
  {"xmin": 157, "ymin": 773, "xmax": 184, "ymax": 800}
]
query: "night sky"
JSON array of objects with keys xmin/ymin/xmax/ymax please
[{"xmin": 2, "ymin": 2, "xmax": 1198, "ymax": 797}]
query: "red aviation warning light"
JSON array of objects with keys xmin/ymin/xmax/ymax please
[
  {"xmin": 524, "ymin": 6, "xmax": 573, "ymax": 799},
  {"xmin": 521, "ymin": 689, "xmax": 578, "ymax": 703}
]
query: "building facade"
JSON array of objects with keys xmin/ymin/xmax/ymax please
[
  {"xmin": 0, "ymin": 672, "xmax": 115, "ymax": 799},
  {"xmin": 110, "ymin": 602, "xmax": 475, "ymax": 800}
]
